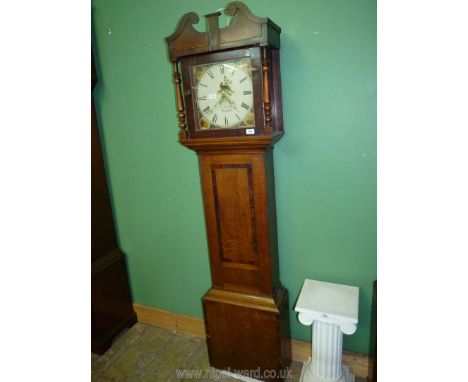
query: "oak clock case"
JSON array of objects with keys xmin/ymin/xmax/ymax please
[{"xmin": 165, "ymin": 2, "xmax": 290, "ymax": 380}]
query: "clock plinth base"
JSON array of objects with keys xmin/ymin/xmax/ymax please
[{"xmin": 202, "ymin": 287, "xmax": 291, "ymax": 381}]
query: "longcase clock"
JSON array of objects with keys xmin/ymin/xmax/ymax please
[{"xmin": 165, "ymin": 2, "xmax": 291, "ymax": 379}]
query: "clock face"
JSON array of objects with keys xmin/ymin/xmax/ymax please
[{"xmin": 193, "ymin": 58, "xmax": 255, "ymax": 130}]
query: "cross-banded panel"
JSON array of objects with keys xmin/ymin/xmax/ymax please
[{"xmin": 211, "ymin": 164, "xmax": 258, "ymax": 266}]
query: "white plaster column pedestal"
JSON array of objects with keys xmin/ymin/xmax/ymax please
[{"xmin": 295, "ymin": 279, "xmax": 359, "ymax": 382}]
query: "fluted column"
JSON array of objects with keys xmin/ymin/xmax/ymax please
[
  {"xmin": 295, "ymin": 279, "xmax": 359, "ymax": 382},
  {"xmin": 312, "ymin": 321, "xmax": 343, "ymax": 379}
]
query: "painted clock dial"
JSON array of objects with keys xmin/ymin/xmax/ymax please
[{"xmin": 193, "ymin": 57, "xmax": 255, "ymax": 130}]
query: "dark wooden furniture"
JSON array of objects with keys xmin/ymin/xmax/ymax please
[
  {"xmin": 91, "ymin": 56, "xmax": 136, "ymax": 355},
  {"xmin": 368, "ymin": 280, "xmax": 377, "ymax": 381},
  {"xmin": 165, "ymin": 2, "xmax": 290, "ymax": 380}
]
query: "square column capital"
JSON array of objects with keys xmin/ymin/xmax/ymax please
[{"xmin": 295, "ymin": 279, "xmax": 359, "ymax": 333}]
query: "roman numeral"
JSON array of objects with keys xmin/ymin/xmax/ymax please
[
  {"xmin": 219, "ymin": 65, "xmax": 224, "ymax": 74},
  {"xmin": 207, "ymin": 71, "xmax": 214, "ymax": 79},
  {"xmin": 241, "ymin": 102, "xmax": 249, "ymax": 110},
  {"xmin": 212, "ymin": 114, "xmax": 218, "ymax": 123},
  {"xmin": 239, "ymin": 77, "xmax": 247, "ymax": 83},
  {"xmin": 203, "ymin": 106, "xmax": 211, "ymax": 115},
  {"xmin": 224, "ymin": 117, "xmax": 229, "ymax": 125},
  {"xmin": 231, "ymin": 68, "xmax": 236, "ymax": 76},
  {"xmin": 199, "ymin": 96, "xmax": 207, "ymax": 100},
  {"xmin": 243, "ymin": 90, "xmax": 252, "ymax": 95},
  {"xmin": 199, "ymin": 83, "xmax": 207, "ymax": 87},
  {"xmin": 235, "ymin": 113, "xmax": 241, "ymax": 120}
]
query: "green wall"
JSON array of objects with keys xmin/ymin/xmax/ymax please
[{"xmin": 92, "ymin": 0, "xmax": 376, "ymax": 355}]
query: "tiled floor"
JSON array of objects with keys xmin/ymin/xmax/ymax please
[{"xmin": 92, "ymin": 323, "xmax": 364, "ymax": 382}]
